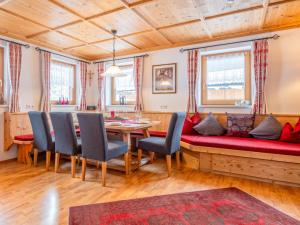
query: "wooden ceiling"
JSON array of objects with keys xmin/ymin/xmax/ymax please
[{"xmin": 0, "ymin": 0, "xmax": 300, "ymax": 60}]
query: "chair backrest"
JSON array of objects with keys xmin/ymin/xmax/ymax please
[
  {"xmin": 77, "ymin": 113, "xmax": 108, "ymax": 161},
  {"xmin": 28, "ymin": 111, "xmax": 54, "ymax": 152},
  {"xmin": 50, "ymin": 112, "xmax": 78, "ymax": 155},
  {"xmin": 165, "ymin": 112, "xmax": 186, "ymax": 154}
]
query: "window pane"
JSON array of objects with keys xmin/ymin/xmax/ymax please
[
  {"xmin": 205, "ymin": 52, "xmax": 246, "ymax": 101},
  {"xmin": 113, "ymin": 64, "xmax": 136, "ymax": 104},
  {"xmin": 50, "ymin": 61, "xmax": 75, "ymax": 103}
]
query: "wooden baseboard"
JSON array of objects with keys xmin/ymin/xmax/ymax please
[{"xmin": 0, "ymin": 158, "xmax": 17, "ymax": 164}]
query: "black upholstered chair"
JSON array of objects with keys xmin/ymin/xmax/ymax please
[
  {"xmin": 77, "ymin": 113, "xmax": 129, "ymax": 186},
  {"xmin": 50, "ymin": 112, "xmax": 81, "ymax": 178},
  {"xmin": 137, "ymin": 112, "xmax": 186, "ymax": 176},
  {"xmin": 28, "ymin": 111, "xmax": 54, "ymax": 170}
]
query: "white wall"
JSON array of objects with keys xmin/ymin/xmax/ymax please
[
  {"xmin": 88, "ymin": 28, "xmax": 300, "ymax": 114},
  {"xmin": 266, "ymin": 28, "xmax": 300, "ymax": 114}
]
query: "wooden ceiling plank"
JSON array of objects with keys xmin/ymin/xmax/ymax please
[
  {"xmin": 128, "ymin": 0, "xmax": 154, "ymax": 8},
  {"xmin": 261, "ymin": 0, "xmax": 270, "ymax": 27},
  {"xmin": 48, "ymin": 0, "xmax": 140, "ymax": 50},
  {"xmin": 0, "ymin": 0, "xmax": 12, "ymax": 7},
  {"xmin": 205, "ymin": 5, "xmax": 263, "ymax": 20},
  {"xmin": 63, "ymin": 44, "xmax": 87, "ymax": 51},
  {"xmin": 269, "ymin": 0, "xmax": 299, "ymax": 7},
  {"xmin": 117, "ymin": 0, "xmax": 173, "ymax": 44},
  {"xmin": 157, "ymin": 19, "xmax": 201, "ymax": 30},
  {"xmin": 85, "ymin": 7, "xmax": 126, "ymax": 20},
  {"xmin": 0, "ymin": 8, "xmax": 52, "ymax": 29},
  {"xmin": 191, "ymin": 0, "xmax": 213, "ymax": 38}
]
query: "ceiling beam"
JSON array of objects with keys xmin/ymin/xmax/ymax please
[
  {"xmin": 261, "ymin": 0, "xmax": 270, "ymax": 27},
  {"xmin": 117, "ymin": 0, "xmax": 173, "ymax": 44}
]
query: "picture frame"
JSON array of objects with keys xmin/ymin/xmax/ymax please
[{"xmin": 152, "ymin": 63, "xmax": 176, "ymax": 94}]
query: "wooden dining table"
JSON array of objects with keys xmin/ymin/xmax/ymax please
[{"xmin": 103, "ymin": 120, "xmax": 161, "ymax": 173}]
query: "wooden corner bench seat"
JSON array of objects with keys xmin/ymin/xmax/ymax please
[{"xmin": 180, "ymin": 135, "xmax": 300, "ymax": 187}]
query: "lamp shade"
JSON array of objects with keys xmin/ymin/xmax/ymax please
[{"xmin": 102, "ymin": 65, "xmax": 127, "ymax": 77}]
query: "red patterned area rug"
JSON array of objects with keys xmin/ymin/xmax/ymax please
[{"xmin": 69, "ymin": 187, "xmax": 299, "ymax": 225}]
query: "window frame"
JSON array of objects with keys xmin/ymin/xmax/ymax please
[
  {"xmin": 201, "ymin": 50, "xmax": 251, "ymax": 106},
  {"xmin": 50, "ymin": 59, "xmax": 77, "ymax": 105},
  {"xmin": 110, "ymin": 63, "xmax": 136, "ymax": 106}
]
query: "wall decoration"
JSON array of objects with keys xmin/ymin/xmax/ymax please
[{"xmin": 152, "ymin": 63, "xmax": 176, "ymax": 94}]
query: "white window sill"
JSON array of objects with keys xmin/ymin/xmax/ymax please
[
  {"xmin": 199, "ymin": 105, "xmax": 251, "ymax": 109},
  {"xmin": 51, "ymin": 104, "xmax": 77, "ymax": 107}
]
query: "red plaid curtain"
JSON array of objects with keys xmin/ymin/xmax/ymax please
[
  {"xmin": 187, "ymin": 49, "xmax": 199, "ymax": 113},
  {"xmin": 40, "ymin": 51, "xmax": 51, "ymax": 112},
  {"xmin": 80, "ymin": 62, "xmax": 88, "ymax": 111},
  {"xmin": 97, "ymin": 63, "xmax": 105, "ymax": 111},
  {"xmin": 134, "ymin": 56, "xmax": 144, "ymax": 112},
  {"xmin": 253, "ymin": 40, "xmax": 269, "ymax": 114},
  {"xmin": 9, "ymin": 43, "xmax": 22, "ymax": 113}
]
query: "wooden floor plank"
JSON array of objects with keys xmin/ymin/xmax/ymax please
[{"xmin": 0, "ymin": 159, "xmax": 299, "ymax": 224}]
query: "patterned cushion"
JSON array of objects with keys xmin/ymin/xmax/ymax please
[
  {"xmin": 226, "ymin": 113, "xmax": 255, "ymax": 137},
  {"xmin": 249, "ymin": 115, "xmax": 282, "ymax": 140},
  {"xmin": 193, "ymin": 112, "xmax": 225, "ymax": 136}
]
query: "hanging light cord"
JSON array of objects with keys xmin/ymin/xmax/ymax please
[{"xmin": 112, "ymin": 30, "xmax": 116, "ymax": 66}]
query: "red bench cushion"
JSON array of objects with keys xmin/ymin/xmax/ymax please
[
  {"xmin": 181, "ymin": 135, "xmax": 300, "ymax": 156},
  {"xmin": 14, "ymin": 134, "xmax": 34, "ymax": 141}
]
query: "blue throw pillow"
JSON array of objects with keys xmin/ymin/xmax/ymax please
[
  {"xmin": 249, "ymin": 115, "xmax": 282, "ymax": 140},
  {"xmin": 193, "ymin": 112, "xmax": 225, "ymax": 136}
]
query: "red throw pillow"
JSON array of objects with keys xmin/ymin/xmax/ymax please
[
  {"xmin": 294, "ymin": 118, "xmax": 300, "ymax": 133},
  {"xmin": 280, "ymin": 120, "xmax": 300, "ymax": 143},
  {"xmin": 280, "ymin": 123, "xmax": 294, "ymax": 142},
  {"xmin": 182, "ymin": 113, "xmax": 201, "ymax": 135}
]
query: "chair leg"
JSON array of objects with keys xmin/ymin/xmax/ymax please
[
  {"xmin": 149, "ymin": 152, "xmax": 155, "ymax": 163},
  {"xmin": 101, "ymin": 162, "xmax": 107, "ymax": 186},
  {"xmin": 33, "ymin": 148, "xmax": 38, "ymax": 167},
  {"xmin": 166, "ymin": 155, "xmax": 172, "ymax": 177},
  {"xmin": 55, "ymin": 152, "xmax": 60, "ymax": 173},
  {"xmin": 96, "ymin": 161, "xmax": 100, "ymax": 169},
  {"xmin": 71, "ymin": 156, "xmax": 76, "ymax": 178},
  {"xmin": 46, "ymin": 151, "xmax": 51, "ymax": 171},
  {"xmin": 137, "ymin": 149, "xmax": 142, "ymax": 169},
  {"xmin": 124, "ymin": 152, "xmax": 129, "ymax": 175},
  {"xmin": 176, "ymin": 151, "xmax": 181, "ymax": 170},
  {"xmin": 81, "ymin": 158, "xmax": 86, "ymax": 181}
]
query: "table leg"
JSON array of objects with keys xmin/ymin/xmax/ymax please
[{"xmin": 122, "ymin": 133, "xmax": 132, "ymax": 174}]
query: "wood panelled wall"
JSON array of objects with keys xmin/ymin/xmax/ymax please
[{"xmin": 5, "ymin": 111, "xmax": 300, "ymax": 151}]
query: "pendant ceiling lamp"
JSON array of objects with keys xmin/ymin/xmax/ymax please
[{"xmin": 102, "ymin": 30, "xmax": 127, "ymax": 77}]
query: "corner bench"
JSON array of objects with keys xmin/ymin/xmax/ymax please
[
  {"xmin": 133, "ymin": 131, "xmax": 300, "ymax": 186},
  {"xmin": 180, "ymin": 135, "xmax": 300, "ymax": 187}
]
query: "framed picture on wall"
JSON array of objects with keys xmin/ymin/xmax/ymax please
[{"xmin": 152, "ymin": 63, "xmax": 176, "ymax": 94}]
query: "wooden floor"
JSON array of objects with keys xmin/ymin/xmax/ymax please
[{"xmin": 0, "ymin": 157, "xmax": 300, "ymax": 225}]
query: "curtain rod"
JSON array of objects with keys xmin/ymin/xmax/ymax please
[
  {"xmin": 35, "ymin": 47, "xmax": 90, "ymax": 64},
  {"xmin": 179, "ymin": 34, "xmax": 279, "ymax": 53},
  {"xmin": 93, "ymin": 54, "xmax": 149, "ymax": 64},
  {"xmin": 0, "ymin": 37, "xmax": 30, "ymax": 48}
]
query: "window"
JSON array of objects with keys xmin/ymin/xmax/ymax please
[
  {"xmin": 0, "ymin": 47, "xmax": 4, "ymax": 104},
  {"xmin": 50, "ymin": 60, "xmax": 76, "ymax": 104},
  {"xmin": 201, "ymin": 50, "xmax": 251, "ymax": 105},
  {"xmin": 111, "ymin": 63, "xmax": 136, "ymax": 105}
]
